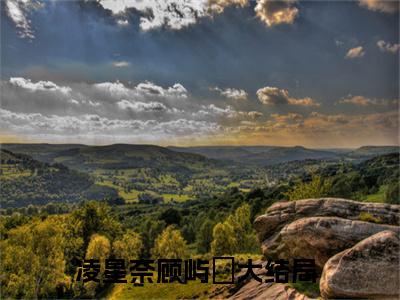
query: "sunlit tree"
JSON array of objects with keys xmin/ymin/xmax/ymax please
[
  {"xmin": 113, "ymin": 230, "xmax": 143, "ymax": 262},
  {"xmin": 151, "ymin": 226, "xmax": 188, "ymax": 259},
  {"xmin": 0, "ymin": 218, "xmax": 66, "ymax": 299},
  {"xmin": 285, "ymin": 175, "xmax": 332, "ymax": 200}
]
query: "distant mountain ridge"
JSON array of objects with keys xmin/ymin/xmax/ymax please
[
  {"xmin": 2, "ymin": 143, "xmax": 398, "ymax": 168},
  {"xmin": 169, "ymin": 145, "xmax": 339, "ymax": 165},
  {"xmin": 346, "ymin": 146, "xmax": 400, "ymax": 158},
  {"xmin": 1, "ymin": 143, "xmax": 216, "ymax": 172}
]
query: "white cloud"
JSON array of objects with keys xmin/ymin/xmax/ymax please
[
  {"xmin": 99, "ymin": 0, "xmax": 210, "ymax": 31},
  {"xmin": 377, "ymin": 40, "xmax": 400, "ymax": 54},
  {"xmin": 9, "ymin": 77, "xmax": 72, "ymax": 95},
  {"xmin": 256, "ymin": 86, "xmax": 320, "ymax": 106},
  {"xmin": 0, "ymin": 108, "xmax": 221, "ymax": 141},
  {"xmin": 211, "ymin": 86, "xmax": 248, "ymax": 100},
  {"xmin": 117, "ymin": 99, "xmax": 169, "ymax": 112},
  {"xmin": 254, "ymin": 0, "xmax": 299, "ymax": 27},
  {"xmin": 117, "ymin": 19, "xmax": 129, "ymax": 26},
  {"xmin": 112, "ymin": 61, "xmax": 131, "ymax": 67},
  {"xmin": 93, "ymin": 81, "xmax": 188, "ymax": 101},
  {"xmin": 5, "ymin": 0, "xmax": 40, "ymax": 39},
  {"xmin": 94, "ymin": 81, "xmax": 130, "ymax": 98},
  {"xmin": 359, "ymin": 0, "xmax": 399, "ymax": 13},
  {"xmin": 6, "ymin": 0, "xmax": 300, "ymax": 39},
  {"xmin": 2, "ymin": 77, "xmax": 263, "ymax": 142},
  {"xmin": 98, "ymin": 0, "xmax": 299, "ymax": 31},
  {"xmin": 345, "ymin": 46, "xmax": 365, "ymax": 59},
  {"xmin": 337, "ymin": 95, "xmax": 397, "ymax": 106},
  {"xmin": 247, "ymin": 111, "xmax": 263, "ymax": 119},
  {"xmin": 135, "ymin": 81, "xmax": 188, "ymax": 99},
  {"xmin": 197, "ymin": 104, "xmax": 237, "ymax": 118},
  {"xmin": 98, "ymin": 0, "xmax": 138, "ymax": 14}
]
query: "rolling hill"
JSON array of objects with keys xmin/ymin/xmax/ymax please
[
  {"xmin": 1, "ymin": 143, "xmax": 217, "ymax": 173},
  {"xmin": 168, "ymin": 145, "xmax": 339, "ymax": 165},
  {"xmin": 0, "ymin": 149, "xmax": 117, "ymax": 208}
]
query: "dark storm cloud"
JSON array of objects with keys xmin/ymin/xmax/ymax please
[{"xmin": 0, "ymin": 0, "xmax": 398, "ymax": 146}]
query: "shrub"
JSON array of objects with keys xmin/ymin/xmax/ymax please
[{"xmin": 358, "ymin": 212, "xmax": 381, "ymax": 224}]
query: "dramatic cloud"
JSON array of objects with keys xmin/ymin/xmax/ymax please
[
  {"xmin": 2, "ymin": 76, "xmax": 397, "ymax": 146},
  {"xmin": 98, "ymin": 0, "xmax": 299, "ymax": 31},
  {"xmin": 112, "ymin": 61, "xmax": 131, "ymax": 68},
  {"xmin": 359, "ymin": 0, "xmax": 399, "ymax": 13},
  {"xmin": 99, "ymin": 0, "xmax": 209, "ymax": 31},
  {"xmin": 4, "ymin": 0, "xmax": 42, "ymax": 39},
  {"xmin": 232, "ymin": 110, "xmax": 399, "ymax": 147},
  {"xmin": 338, "ymin": 95, "xmax": 397, "ymax": 106},
  {"xmin": 6, "ymin": 0, "xmax": 300, "ymax": 38},
  {"xmin": 377, "ymin": 40, "xmax": 400, "ymax": 54},
  {"xmin": 211, "ymin": 86, "xmax": 248, "ymax": 100},
  {"xmin": 256, "ymin": 87, "xmax": 320, "ymax": 106},
  {"xmin": 254, "ymin": 0, "xmax": 299, "ymax": 27},
  {"xmin": 345, "ymin": 46, "xmax": 365, "ymax": 59},
  {"xmin": 1, "ymin": 77, "xmax": 262, "ymax": 143}
]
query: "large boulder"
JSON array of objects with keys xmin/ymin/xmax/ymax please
[
  {"xmin": 320, "ymin": 230, "xmax": 400, "ymax": 299},
  {"xmin": 254, "ymin": 198, "xmax": 399, "ymax": 242},
  {"xmin": 261, "ymin": 216, "xmax": 399, "ymax": 268}
]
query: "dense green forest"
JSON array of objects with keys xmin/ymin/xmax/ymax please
[{"xmin": 0, "ymin": 144, "xmax": 398, "ymax": 299}]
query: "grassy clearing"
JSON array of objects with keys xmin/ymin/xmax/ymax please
[
  {"xmin": 364, "ymin": 185, "xmax": 387, "ymax": 203},
  {"xmin": 107, "ymin": 277, "xmax": 212, "ymax": 300},
  {"xmin": 96, "ymin": 180, "xmax": 140, "ymax": 202},
  {"xmin": 0, "ymin": 165, "xmax": 31, "ymax": 179},
  {"xmin": 162, "ymin": 194, "xmax": 192, "ymax": 202}
]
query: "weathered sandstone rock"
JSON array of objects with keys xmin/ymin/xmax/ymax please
[
  {"xmin": 320, "ymin": 230, "xmax": 400, "ymax": 299},
  {"xmin": 261, "ymin": 216, "xmax": 399, "ymax": 268},
  {"xmin": 254, "ymin": 198, "xmax": 400, "ymax": 242}
]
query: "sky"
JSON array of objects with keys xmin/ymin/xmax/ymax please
[{"xmin": 0, "ymin": 0, "xmax": 399, "ymax": 147}]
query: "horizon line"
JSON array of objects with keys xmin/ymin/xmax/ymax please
[{"xmin": 1, "ymin": 142, "xmax": 399, "ymax": 150}]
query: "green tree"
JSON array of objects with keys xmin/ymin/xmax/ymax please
[
  {"xmin": 226, "ymin": 204, "xmax": 258, "ymax": 253},
  {"xmin": 211, "ymin": 204, "xmax": 259, "ymax": 255},
  {"xmin": 80, "ymin": 234, "xmax": 111, "ymax": 297},
  {"xmin": 385, "ymin": 180, "xmax": 399, "ymax": 204},
  {"xmin": 196, "ymin": 219, "xmax": 214, "ymax": 254},
  {"xmin": 71, "ymin": 201, "xmax": 122, "ymax": 248},
  {"xmin": 330, "ymin": 172, "xmax": 368, "ymax": 200},
  {"xmin": 152, "ymin": 226, "xmax": 188, "ymax": 259},
  {"xmin": 113, "ymin": 230, "xmax": 143, "ymax": 262},
  {"xmin": 211, "ymin": 222, "xmax": 237, "ymax": 255},
  {"xmin": 0, "ymin": 218, "xmax": 66, "ymax": 299},
  {"xmin": 140, "ymin": 219, "xmax": 166, "ymax": 258},
  {"xmin": 285, "ymin": 175, "xmax": 332, "ymax": 200}
]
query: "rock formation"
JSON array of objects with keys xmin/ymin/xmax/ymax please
[
  {"xmin": 228, "ymin": 198, "xmax": 399, "ymax": 299},
  {"xmin": 320, "ymin": 230, "xmax": 399, "ymax": 299},
  {"xmin": 261, "ymin": 216, "xmax": 399, "ymax": 268},
  {"xmin": 254, "ymin": 198, "xmax": 399, "ymax": 242}
]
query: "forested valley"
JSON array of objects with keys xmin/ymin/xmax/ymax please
[{"xmin": 1, "ymin": 144, "xmax": 398, "ymax": 299}]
